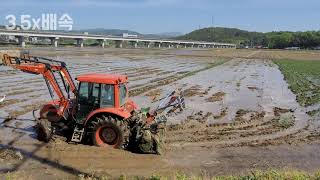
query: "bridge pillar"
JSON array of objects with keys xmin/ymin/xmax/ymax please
[
  {"xmin": 50, "ymin": 37, "xmax": 59, "ymax": 48},
  {"xmin": 128, "ymin": 41, "xmax": 138, "ymax": 48},
  {"xmin": 76, "ymin": 38, "xmax": 84, "ymax": 48},
  {"xmin": 154, "ymin": 42, "xmax": 161, "ymax": 48},
  {"xmin": 115, "ymin": 40, "xmax": 123, "ymax": 48},
  {"xmin": 17, "ymin": 36, "xmax": 26, "ymax": 48},
  {"xmin": 144, "ymin": 42, "xmax": 151, "ymax": 48},
  {"xmin": 191, "ymin": 44, "xmax": 194, "ymax": 48},
  {"xmin": 184, "ymin": 44, "xmax": 187, "ymax": 48}
]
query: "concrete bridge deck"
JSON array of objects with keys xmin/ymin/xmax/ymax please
[{"xmin": 0, "ymin": 29, "xmax": 236, "ymax": 49}]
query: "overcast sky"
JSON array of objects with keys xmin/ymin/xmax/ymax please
[{"xmin": 0, "ymin": 0, "xmax": 319, "ymax": 34}]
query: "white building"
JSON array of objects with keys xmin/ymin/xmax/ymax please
[{"xmin": 122, "ymin": 33, "xmax": 138, "ymax": 38}]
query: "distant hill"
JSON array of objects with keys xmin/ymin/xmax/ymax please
[
  {"xmin": 143, "ymin": 32, "xmax": 184, "ymax": 39},
  {"xmin": 72, "ymin": 28, "xmax": 183, "ymax": 39},
  {"xmin": 176, "ymin": 27, "xmax": 266, "ymax": 46},
  {"xmin": 72, "ymin": 28, "xmax": 141, "ymax": 36},
  {"xmin": 159, "ymin": 32, "xmax": 184, "ymax": 37},
  {"xmin": 177, "ymin": 27, "xmax": 320, "ymax": 49}
]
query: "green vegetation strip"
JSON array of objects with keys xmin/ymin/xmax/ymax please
[
  {"xmin": 274, "ymin": 59, "xmax": 320, "ymax": 107},
  {"xmin": 5, "ymin": 169, "xmax": 320, "ymax": 179},
  {"xmin": 77, "ymin": 170, "xmax": 320, "ymax": 180},
  {"xmin": 307, "ymin": 109, "xmax": 320, "ymax": 117},
  {"xmin": 149, "ymin": 170, "xmax": 320, "ymax": 180}
]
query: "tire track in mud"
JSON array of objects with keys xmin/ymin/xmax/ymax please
[
  {"xmin": 167, "ymin": 107, "xmax": 311, "ymax": 149},
  {"xmin": 164, "ymin": 58, "xmax": 314, "ymax": 149}
]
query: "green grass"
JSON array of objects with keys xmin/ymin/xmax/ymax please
[
  {"xmin": 277, "ymin": 113, "xmax": 295, "ymax": 129},
  {"xmin": 274, "ymin": 59, "xmax": 320, "ymax": 107},
  {"xmin": 5, "ymin": 169, "xmax": 320, "ymax": 180},
  {"xmin": 148, "ymin": 170, "xmax": 320, "ymax": 180},
  {"xmin": 307, "ymin": 109, "xmax": 320, "ymax": 117},
  {"xmin": 212, "ymin": 170, "xmax": 320, "ymax": 180},
  {"xmin": 76, "ymin": 170, "xmax": 320, "ymax": 180}
]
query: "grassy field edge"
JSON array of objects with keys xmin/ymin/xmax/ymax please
[{"xmin": 273, "ymin": 59, "xmax": 320, "ymax": 107}]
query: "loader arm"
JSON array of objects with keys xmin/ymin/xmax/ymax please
[{"xmin": 2, "ymin": 54, "xmax": 78, "ymax": 120}]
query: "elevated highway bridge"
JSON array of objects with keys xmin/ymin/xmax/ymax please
[{"xmin": 0, "ymin": 30, "xmax": 236, "ymax": 49}]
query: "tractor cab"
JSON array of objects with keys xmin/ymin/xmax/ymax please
[{"xmin": 75, "ymin": 73, "xmax": 135, "ymax": 123}]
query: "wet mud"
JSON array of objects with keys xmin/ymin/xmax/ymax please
[{"xmin": 0, "ymin": 48, "xmax": 319, "ymax": 179}]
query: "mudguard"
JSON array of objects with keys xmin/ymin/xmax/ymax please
[{"xmin": 84, "ymin": 108, "xmax": 131, "ymax": 126}]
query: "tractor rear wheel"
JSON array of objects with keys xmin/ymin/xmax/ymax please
[
  {"xmin": 91, "ymin": 116, "xmax": 125, "ymax": 148},
  {"xmin": 36, "ymin": 118, "xmax": 53, "ymax": 142}
]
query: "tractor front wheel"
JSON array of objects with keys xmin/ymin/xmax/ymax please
[{"xmin": 91, "ymin": 116, "xmax": 124, "ymax": 148}]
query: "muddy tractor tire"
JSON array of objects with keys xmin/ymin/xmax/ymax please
[
  {"xmin": 91, "ymin": 116, "xmax": 125, "ymax": 148},
  {"xmin": 36, "ymin": 118, "xmax": 53, "ymax": 143}
]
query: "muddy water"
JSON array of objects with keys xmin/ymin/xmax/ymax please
[
  {"xmin": 0, "ymin": 48, "xmax": 318, "ymax": 178},
  {"xmin": 0, "ymin": 55, "xmax": 310, "ymax": 145},
  {"xmin": 136, "ymin": 58, "xmax": 308, "ymax": 124},
  {"xmin": 133, "ymin": 58, "xmax": 312, "ymax": 150},
  {"xmin": 0, "ymin": 49, "xmax": 214, "ymax": 178},
  {"xmin": 0, "ymin": 52, "xmax": 206, "ymax": 122},
  {"xmin": 0, "ymin": 49, "xmax": 209, "ymax": 148}
]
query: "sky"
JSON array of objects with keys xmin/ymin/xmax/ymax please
[{"xmin": 0, "ymin": 0, "xmax": 319, "ymax": 34}]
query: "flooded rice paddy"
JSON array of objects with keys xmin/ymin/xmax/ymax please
[{"xmin": 0, "ymin": 48, "xmax": 320, "ymax": 178}]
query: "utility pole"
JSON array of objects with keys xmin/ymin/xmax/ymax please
[{"xmin": 211, "ymin": 16, "xmax": 214, "ymax": 42}]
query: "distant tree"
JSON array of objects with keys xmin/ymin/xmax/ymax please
[{"xmin": 176, "ymin": 27, "xmax": 320, "ymax": 49}]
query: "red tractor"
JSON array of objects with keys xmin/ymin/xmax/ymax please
[{"xmin": 2, "ymin": 53, "xmax": 185, "ymax": 153}]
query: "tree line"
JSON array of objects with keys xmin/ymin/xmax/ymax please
[
  {"xmin": 264, "ymin": 31, "xmax": 320, "ymax": 49},
  {"xmin": 177, "ymin": 27, "xmax": 320, "ymax": 49}
]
